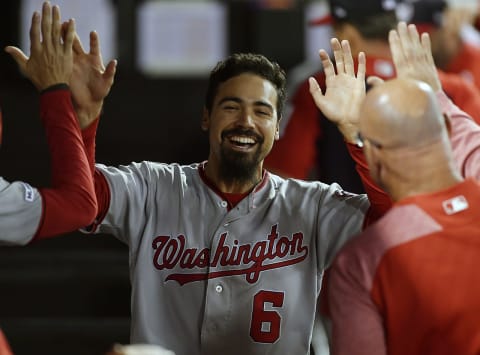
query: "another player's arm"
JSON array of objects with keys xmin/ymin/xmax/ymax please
[
  {"xmin": 391, "ymin": 22, "xmax": 480, "ymax": 180},
  {"xmin": 328, "ymin": 246, "xmax": 387, "ymax": 355},
  {"xmin": 60, "ymin": 24, "xmax": 117, "ymax": 227},
  {"xmin": 4, "ymin": 2, "xmax": 97, "ymax": 241},
  {"xmin": 309, "ymin": 38, "xmax": 391, "ymax": 224}
]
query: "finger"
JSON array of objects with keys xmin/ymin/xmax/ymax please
[
  {"xmin": 104, "ymin": 59, "xmax": 117, "ymax": 84},
  {"xmin": 407, "ymin": 23, "xmax": 423, "ymax": 59},
  {"xmin": 4, "ymin": 46, "xmax": 29, "ymax": 74},
  {"xmin": 319, "ymin": 49, "xmax": 336, "ymax": 79},
  {"xmin": 389, "ymin": 29, "xmax": 406, "ymax": 75},
  {"xmin": 366, "ymin": 76, "xmax": 384, "ymax": 87},
  {"xmin": 29, "ymin": 11, "xmax": 41, "ymax": 54},
  {"xmin": 73, "ymin": 33, "xmax": 86, "ymax": 55},
  {"xmin": 396, "ymin": 21, "xmax": 413, "ymax": 64},
  {"xmin": 420, "ymin": 32, "xmax": 442, "ymax": 91},
  {"xmin": 420, "ymin": 32, "xmax": 435, "ymax": 68},
  {"xmin": 357, "ymin": 51, "xmax": 366, "ymax": 82},
  {"xmin": 41, "ymin": 1, "xmax": 53, "ymax": 50},
  {"xmin": 63, "ymin": 19, "xmax": 75, "ymax": 56},
  {"xmin": 89, "ymin": 31, "xmax": 100, "ymax": 56},
  {"xmin": 51, "ymin": 5, "xmax": 61, "ymax": 50},
  {"xmin": 342, "ymin": 40, "xmax": 355, "ymax": 76},
  {"xmin": 308, "ymin": 76, "xmax": 326, "ymax": 108},
  {"xmin": 331, "ymin": 38, "xmax": 344, "ymax": 74},
  {"xmin": 61, "ymin": 21, "xmax": 68, "ymax": 41}
]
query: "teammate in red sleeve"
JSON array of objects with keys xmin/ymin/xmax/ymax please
[
  {"xmin": 315, "ymin": 22, "xmax": 480, "ymax": 219},
  {"xmin": 0, "ymin": 2, "xmax": 98, "ymax": 352},
  {"xmin": 265, "ymin": 0, "xmax": 480, "ymax": 193},
  {"xmin": 328, "ymin": 77, "xmax": 480, "ymax": 355},
  {"xmin": 310, "ymin": 21, "xmax": 480, "ymax": 355},
  {"xmin": 2, "ymin": 2, "xmax": 97, "ymax": 241}
]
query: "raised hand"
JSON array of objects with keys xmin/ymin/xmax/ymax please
[
  {"xmin": 389, "ymin": 22, "xmax": 441, "ymax": 92},
  {"xmin": 309, "ymin": 38, "xmax": 366, "ymax": 143},
  {"xmin": 5, "ymin": 2, "xmax": 75, "ymax": 91},
  {"xmin": 67, "ymin": 28, "xmax": 117, "ymax": 129}
]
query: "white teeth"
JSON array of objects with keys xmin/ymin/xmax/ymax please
[{"xmin": 230, "ymin": 136, "xmax": 255, "ymax": 144}]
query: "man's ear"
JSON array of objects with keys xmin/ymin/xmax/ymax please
[
  {"xmin": 274, "ymin": 119, "xmax": 280, "ymax": 140},
  {"xmin": 443, "ymin": 113, "xmax": 452, "ymax": 137},
  {"xmin": 201, "ymin": 107, "xmax": 210, "ymax": 131},
  {"xmin": 363, "ymin": 142, "xmax": 381, "ymax": 185}
]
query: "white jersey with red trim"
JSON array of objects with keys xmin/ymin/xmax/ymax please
[
  {"xmin": 0, "ymin": 177, "xmax": 42, "ymax": 245},
  {"xmin": 92, "ymin": 161, "xmax": 369, "ymax": 355}
]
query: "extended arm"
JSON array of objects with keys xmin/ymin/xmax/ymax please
[
  {"xmin": 3, "ymin": 2, "xmax": 96, "ymax": 242},
  {"xmin": 309, "ymin": 38, "xmax": 390, "ymax": 224},
  {"xmin": 63, "ymin": 26, "xmax": 116, "ymax": 226}
]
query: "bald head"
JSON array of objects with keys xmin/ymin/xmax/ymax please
[
  {"xmin": 358, "ymin": 78, "xmax": 462, "ymax": 202},
  {"xmin": 359, "ymin": 78, "xmax": 446, "ymax": 149}
]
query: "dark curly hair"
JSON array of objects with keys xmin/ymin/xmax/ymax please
[{"xmin": 204, "ymin": 53, "xmax": 287, "ymax": 120}]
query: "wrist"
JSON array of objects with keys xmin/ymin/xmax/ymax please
[
  {"xmin": 40, "ymin": 83, "xmax": 70, "ymax": 94},
  {"xmin": 337, "ymin": 123, "xmax": 359, "ymax": 144},
  {"xmin": 76, "ymin": 110, "xmax": 98, "ymax": 130}
]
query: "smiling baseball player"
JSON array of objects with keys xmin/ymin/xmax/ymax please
[{"xmin": 68, "ymin": 31, "xmax": 373, "ymax": 354}]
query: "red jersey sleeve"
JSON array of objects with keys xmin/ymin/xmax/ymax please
[
  {"xmin": 264, "ymin": 74, "xmax": 323, "ymax": 179},
  {"xmin": 346, "ymin": 143, "xmax": 393, "ymax": 227},
  {"xmin": 81, "ymin": 118, "xmax": 111, "ymax": 231},
  {"xmin": 438, "ymin": 69, "xmax": 480, "ymax": 125},
  {"xmin": 34, "ymin": 86, "xmax": 97, "ymax": 240}
]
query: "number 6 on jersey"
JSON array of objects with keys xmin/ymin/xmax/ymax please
[{"xmin": 250, "ymin": 290, "xmax": 285, "ymax": 343}]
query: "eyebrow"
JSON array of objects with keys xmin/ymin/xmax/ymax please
[{"xmin": 218, "ymin": 96, "xmax": 274, "ymax": 111}]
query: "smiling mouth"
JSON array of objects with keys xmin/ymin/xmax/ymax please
[{"xmin": 229, "ymin": 135, "xmax": 256, "ymax": 147}]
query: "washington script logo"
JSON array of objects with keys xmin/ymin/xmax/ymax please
[{"xmin": 152, "ymin": 224, "xmax": 308, "ymax": 285}]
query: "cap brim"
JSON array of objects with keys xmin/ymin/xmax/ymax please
[{"xmin": 308, "ymin": 14, "xmax": 334, "ymax": 26}]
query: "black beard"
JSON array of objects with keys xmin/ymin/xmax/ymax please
[{"xmin": 218, "ymin": 136, "xmax": 263, "ymax": 186}]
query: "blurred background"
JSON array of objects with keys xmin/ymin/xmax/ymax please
[{"xmin": 0, "ymin": 0, "xmax": 477, "ymax": 354}]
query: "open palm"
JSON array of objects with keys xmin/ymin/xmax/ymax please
[
  {"xmin": 309, "ymin": 39, "xmax": 366, "ymax": 142},
  {"xmin": 69, "ymin": 30, "xmax": 116, "ymax": 129}
]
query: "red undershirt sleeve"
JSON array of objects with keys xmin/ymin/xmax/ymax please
[
  {"xmin": 81, "ymin": 117, "xmax": 111, "ymax": 231},
  {"xmin": 33, "ymin": 86, "xmax": 97, "ymax": 240},
  {"xmin": 346, "ymin": 143, "xmax": 393, "ymax": 228}
]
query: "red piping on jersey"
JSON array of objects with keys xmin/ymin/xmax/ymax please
[{"xmin": 198, "ymin": 161, "xmax": 269, "ymax": 210}]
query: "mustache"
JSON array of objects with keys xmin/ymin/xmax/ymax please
[{"xmin": 221, "ymin": 128, "xmax": 263, "ymax": 143}]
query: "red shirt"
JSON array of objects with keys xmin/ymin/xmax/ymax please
[
  {"xmin": 328, "ymin": 178, "xmax": 480, "ymax": 355},
  {"xmin": 445, "ymin": 43, "xmax": 480, "ymax": 90}
]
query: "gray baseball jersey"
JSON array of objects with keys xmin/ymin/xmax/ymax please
[
  {"xmin": 0, "ymin": 177, "xmax": 42, "ymax": 245},
  {"xmin": 92, "ymin": 161, "xmax": 369, "ymax": 355}
]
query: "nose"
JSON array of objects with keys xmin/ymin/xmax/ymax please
[{"xmin": 237, "ymin": 108, "xmax": 255, "ymax": 127}]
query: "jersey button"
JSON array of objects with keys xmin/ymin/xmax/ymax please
[
  {"xmin": 215, "ymin": 285, "xmax": 223, "ymax": 293},
  {"xmin": 220, "ymin": 201, "xmax": 228, "ymax": 208}
]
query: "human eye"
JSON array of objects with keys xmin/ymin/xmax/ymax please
[
  {"xmin": 256, "ymin": 109, "xmax": 272, "ymax": 118},
  {"xmin": 223, "ymin": 104, "xmax": 239, "ymax": 111}
]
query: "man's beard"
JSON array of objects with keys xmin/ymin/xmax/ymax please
[{"xmin": 218, "ymin": 130, "xmax": 264, "ymax": 186}]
